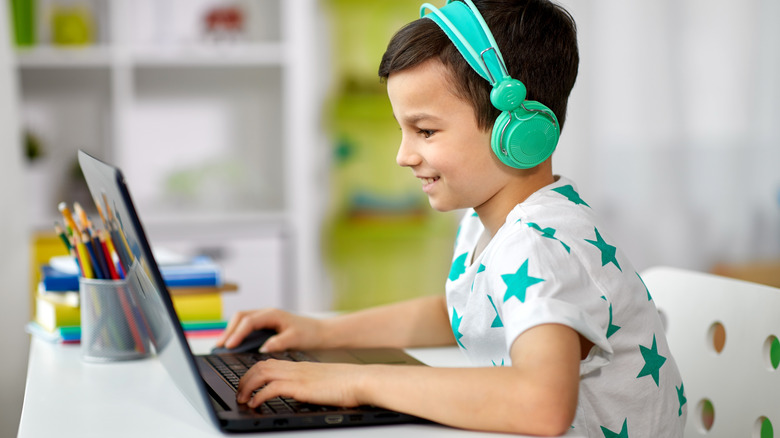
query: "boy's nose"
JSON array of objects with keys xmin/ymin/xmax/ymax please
[{"xmin": 396, "ymin": 137, "xmax": 421, "ymax": 168}]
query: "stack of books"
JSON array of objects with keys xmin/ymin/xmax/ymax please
[{"xmin": 26, "ymin": 254, "xmax": 236, "ymax": 343}]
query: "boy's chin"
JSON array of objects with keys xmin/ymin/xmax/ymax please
[{"xmin": 427, "ymin": 198, "xmax": 458, "ymax": 213}]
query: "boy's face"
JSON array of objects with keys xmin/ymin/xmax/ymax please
[{"xmin": 388, "ymin": 59, "xmax": 515, "ymax": 213}]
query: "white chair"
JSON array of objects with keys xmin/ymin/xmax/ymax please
[{"xmin": 642, "ymin": 266, "xmax": 780, "ymax": 438}]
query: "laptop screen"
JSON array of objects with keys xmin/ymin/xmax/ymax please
[{"xmin": 78, "ymin": 150, "xmax": 219, "ymax": 427}]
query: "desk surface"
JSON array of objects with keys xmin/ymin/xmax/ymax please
[{"xmin": 19, "ymin": 336, "xmax": 581, "ymax": 438}]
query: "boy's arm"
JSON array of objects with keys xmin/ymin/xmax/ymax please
[
  {"xmin": 218, "ymin": 294, "xmax": 454, "ymax": 352},
  {"xmin": 360, "ymin": 323, "xmax": 581, "ymax": 435},
  {"xmin": 320, "ymin": 294, "xmax": 454, "ymax": 349},
  {"xmin": 238, "ymin": 323, "xmax": 581, "ymax": 436}
]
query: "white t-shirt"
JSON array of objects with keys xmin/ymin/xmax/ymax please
[{"xmin": 445, "ymin": 176, "xmax": 686, "ymax": 437}]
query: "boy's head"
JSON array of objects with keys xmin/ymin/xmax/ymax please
[{"xmin": 379, "ymin": 0, "xmax": 578, "ymax": 136}]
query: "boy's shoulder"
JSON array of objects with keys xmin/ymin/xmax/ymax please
[
  {"xmin": 457, "ymin": 176, "xmax": 598, "ymax": 249},
  {"xmin": 485, "ymin": 177, "xmax": 609, "ymax": 264},
  {"xmin": 493, "ymin": 177, "xmax": 636, "ymax": 290},
  {"xmin": 508, "ymin": 176, "xmax": 597, "ymax": 233},
  {"xmin": 521, "ymin": 176, "xmax": 592, "ymax": 212}
]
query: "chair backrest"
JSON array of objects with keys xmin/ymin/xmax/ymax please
[{"xmin": 642, "ymin": 266, "xmax": 780, "ymax": 438}]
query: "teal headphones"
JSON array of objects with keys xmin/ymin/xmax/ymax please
[{"xmin": 421, "ymin": 0, "xmax": 560, "ymax": 169}]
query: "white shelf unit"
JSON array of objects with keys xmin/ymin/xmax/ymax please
[{"xmin": 15, "ymin": 0, "xmax": 328, "ymax": 313}]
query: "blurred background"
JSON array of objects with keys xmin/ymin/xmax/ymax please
[{"xmin": 1, "ymin": 0, "xmax": 778, "ymax": 435}]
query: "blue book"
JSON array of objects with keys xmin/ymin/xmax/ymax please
[
  {"xmin": 41, "ymin": 256, "xmax": 222, "ymax": 291},
  {"xmin": 41, "ymin": 265, "xmax": 81, "ymax": 292},
  {"xmin": 157, "ymin": 256, "xmax": 223, "ymax": 288}
]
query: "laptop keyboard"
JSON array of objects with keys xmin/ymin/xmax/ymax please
[{"xmin": 206, "ymin": 352, "xmax": 337, "ymax": 415}]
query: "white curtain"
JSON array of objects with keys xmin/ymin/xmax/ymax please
[{"xmin": 554, "ymin": 0, "xmax": 780, "ymax": 272}]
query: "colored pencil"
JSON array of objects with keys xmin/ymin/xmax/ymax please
[
  {"xmin": 73, "ymin": 233, "xmax": 95, "ymax": 279},
  {"xmin": 73, "ymin": 202, "xmax": 91, "ymax": 230},
  {"xmin": 58, "ymin": 202, "xmax": 79, "ymax": 235},
  {"xmin": 90, "ymin": 234, "xmax": 110, "ymax": 280},
  {"xmin": 54, "ymin": 222, "xmax": 72, "ymax": 251},
  {"xmin": 82, "ymin": 231, "xmax": 105, "ymax": 280},
  {"xmin": 99, "ymin": 233, "xmax": 119, "ymax": 280}
]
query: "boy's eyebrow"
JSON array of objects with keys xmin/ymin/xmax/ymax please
[{"xmin": 396, "ymin": 113, "xmax": 443, "ymax": 125}]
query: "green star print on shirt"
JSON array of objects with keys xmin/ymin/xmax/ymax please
[
  {"xmin": 637, "ymin": 334, "xmax": 667, "ymax": 386},
  {"xmin": 676, "ymin": 383, "xmax": 687, "ymax": 416},
  {"xmin": 487, "ymin": 295, "xmax": 503, "ymax": 328},
  {"xmin": 552, "ymin": 184, "xmax": 590, "ymax": 207},
  {"xmin": 449, "ymin": 253, "xmax": 468, "ymax": 281},
  {"xmin": 526, "ymin": 222, "xmax": 571, "ymax": 253},
  {"xmin": 451, "ymin": 307, "xmax": 465, "ymax": 349},
  {"xmin": 600, "ymin": 418, "xmax": 629, "ymax": 438},
  {"xmin": 501, "ymin": 259, "xmax": 544, "ymax": 303},
  {"xmin": 586, "ymin": 227, "xmax": 622, "ymax": 272},
  {"xmin": 607, "ymin": 302, "xmax": 621, "ymax": 338}
]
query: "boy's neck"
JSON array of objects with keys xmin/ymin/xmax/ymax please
[{"xmin": 474, "ymin": 162, "xmax": 555, "ymax": 237}]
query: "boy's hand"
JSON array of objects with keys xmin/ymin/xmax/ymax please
[
  {"xmin": 215, "ymin": 308, "xmax": 325, "ymax": 352},
  {"xmin": 236, "ymin": 360, "xmax": 367, "ymax": 409}
]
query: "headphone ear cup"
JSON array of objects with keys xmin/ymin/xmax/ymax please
[{"xmin": 490, "ymin": 102, "xmax": 560, "ymax": 169}]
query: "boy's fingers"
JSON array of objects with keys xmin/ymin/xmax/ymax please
[
  {"xmin": 226, "ymin": 319, "xmax": 257, "ymax": 348},
  {"xmin": 237, "ymin": 370, "xmax": 267, "ymax": 404},
  {"xmin": 259, "ymin": 333, "xmax": 288, "ymax": 352},
  {"xmin": 226, "ymin": 310, "xmax": 286, "ymax": 348},
  {"xmin": 260, "ymin": 321, "xmax": 305, "ymax": 352},
  {"xmin": 215, "ymin": 313, "xmax": 244, "ymax": 346},
  {"xmin": 237, "ymin": 361, "xmax": 286, "ymax": 405},
  {"xmin": 217, "ymin": 309, "xmax": 294, "ymax": 349}
]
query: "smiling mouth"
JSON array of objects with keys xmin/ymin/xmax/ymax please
[{"xmin": 420, "ymin": 177, "xmax": 439, "ymax": 185}]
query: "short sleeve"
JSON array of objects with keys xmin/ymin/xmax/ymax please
[{"xmin": 482, "ymin": 222, "xmax": 614, "ymax": 375}]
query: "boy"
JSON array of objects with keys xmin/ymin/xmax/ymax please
[{"xmin": 216, "ymin": 0, "xmax": 686, "ymax": 435}]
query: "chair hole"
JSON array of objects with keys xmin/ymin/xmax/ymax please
[
  {"xmin": 697, "ymin": 399, "xmax": 715, "ymax": 432},
  {"xmin": 753, "ymin": 416, "xmax": 774, "ymax": 438},
  {"xmin": 763, "ymin": 335, "xmax": 780, "ymax": 371},
  {"xmin": 707, "ymin": 322, "xmax": 726, "ymax": 354}
]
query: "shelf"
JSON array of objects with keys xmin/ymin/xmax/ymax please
[
  {"xmin": 16, "ymin": 0, "xmax": 326, "ymax": 312},
  {"xmin": 15, "ymin": 46, "xmax": 113, "ymax": 68},
  {"xmin": 140, "ymin": 211, "xmax": 290, "ymax": 240},
  {"xmin": 142, "ymin": 210, "xmax": 288, "ymax": 226},
  {"xmin": 130, "ymin": 43, "xmax": 286, "ymax": 67},
  {"xmin": 15, "ymin": 43, "xmax": 286, "ymax": 69}
]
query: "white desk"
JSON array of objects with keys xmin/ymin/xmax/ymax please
[{"xmin": 19, "ymin": 336, "xmax": 581, "ymax": 437}]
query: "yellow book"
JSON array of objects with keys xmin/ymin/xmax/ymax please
[
  {"xmin": 35, "ymin": 295, "xmax": 80, "ymax": 332},
  {"xmin": 170, "ymin": 293, "xmax": 222, "ymax": 322}
]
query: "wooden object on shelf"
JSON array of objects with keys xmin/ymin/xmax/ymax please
[
  {"xmin": 169, "ymin": 282, "xmax": 238, "ymax": 296},
  {"xmin": 711, "ymin": 260, "xmax": 780, "ymax": 289}
]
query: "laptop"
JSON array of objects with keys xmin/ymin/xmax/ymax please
[{"xmin": 77, "ymin": 150, "xmax": 426, "ymax": 432}]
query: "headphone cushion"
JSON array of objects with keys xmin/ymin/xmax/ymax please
[{"xmin": 490, "ymin": 104, "xmax": 560, "ymax": 169}]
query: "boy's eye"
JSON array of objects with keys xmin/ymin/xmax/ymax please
[{"xmin": 418, "ymin": 129, "xmax": 436, "ymax": 138}]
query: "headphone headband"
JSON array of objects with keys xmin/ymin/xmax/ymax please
[{"xmin": 420, "ymin": 0, "xmax": 508, "ymax": 84}]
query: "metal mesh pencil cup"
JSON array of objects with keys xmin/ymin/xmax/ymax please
[{"xmin": 79, "ymin": 277, "xmax": 152, "ymax": 362}]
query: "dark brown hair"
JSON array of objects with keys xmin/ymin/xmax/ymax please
[{"xmin": 378, "ymin": 0, "xmax": 579, "ymax": 131}]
